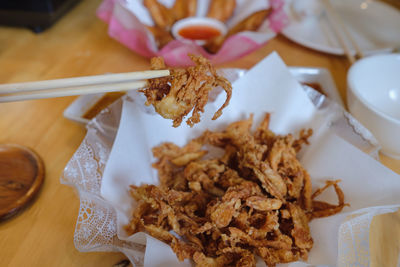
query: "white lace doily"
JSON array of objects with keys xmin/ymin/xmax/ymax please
[{"xmin": 60, "ymin": 70, "xmax": 380, "ymax": 266}]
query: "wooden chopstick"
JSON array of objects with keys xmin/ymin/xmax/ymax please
[
  {"xmin": 0, "ymin": 69, "xmax": 170, "ymax": 94},
  {"xmin": 322, "ymin": 0, "xmax": 364, "ymax": 63},
  {"xmin": 322, "ymin": 0, "xmax": 355, "ymax": 63},
  {"xmin": 0, "ymin": 80, "xmax": 147, "ymax": 103}
]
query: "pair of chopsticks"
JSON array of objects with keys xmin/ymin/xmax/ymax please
[
  {"xmin": 322, "ymin": 0, "xmax": 364, "ymax": 63},
  {"xmin": 0, "ymin": 70, "xmax": 170, "ymax": 103}
]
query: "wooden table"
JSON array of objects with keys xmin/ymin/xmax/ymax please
[{"xmin": 0, "ymin": 0, "xmax": 399, "ymax": 266}]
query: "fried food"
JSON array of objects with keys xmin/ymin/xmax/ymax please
[
  {"xmin": 141, "ymin": 55, "xmax": 232, "ymax": 127},
  {"xmin": 228, "ymin": 9, "xmax": 272, "ymax": 35},
  {"xmin": 171, "ymin": 0, "xmax": 197, "ymax": 21},
  {"xmin": 142, "ymin": 0, "xmax": 270, "ymax": 52},
  {"xmin": 126, "ymin": 114, "xmax": 348, "ymax": 266},
  {"xmin": 144, "ymin": 0, "xmax": 197, "ymax": 49},
  {"xmin": 204, "ymin": 9, "xmax": 272, "ymax": 54},
  {"xmin": 207, "ymin": 0, "xmax": 236, "ymax": 22},
  {"xmin": 146, "ymin": 26, "xmax": 174, "ymax": 49},
  {"xmin": 143, "ymin": 0, "xmax": 175, "ymax": 29}
]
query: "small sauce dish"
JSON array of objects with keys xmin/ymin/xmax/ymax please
[
  {"xmin": 347, "ymin": 53, "xmax": 400, "ymax": 158},
  {"xmin": 171, "ymin": 17, "xmax": 227, "ymax": 45}
]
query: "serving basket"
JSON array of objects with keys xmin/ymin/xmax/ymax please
[
  {"xmin": 61, "ymin": 68, "xmax": 380, "ymax": 266},
  {"xmin": 97, "ymin": 0, "xmax": 288, "ymax": 66}
]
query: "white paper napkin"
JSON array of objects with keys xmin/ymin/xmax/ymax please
[{"xmin": 100, "ymin": 52, "xmax": 400, "ymax": 266}]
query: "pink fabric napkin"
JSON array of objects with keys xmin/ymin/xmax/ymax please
[{"xmin": 97, "ymin": 0, "xmax": 288, "ymax": 66}]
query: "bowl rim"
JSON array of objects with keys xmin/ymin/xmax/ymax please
[
  {"xmin": 171, "ymin": 17, "xmax": 228, "ymax": 42},
  {"xmin": 347, "ymin": 53, "xmax": 400, "ymax": 125}
]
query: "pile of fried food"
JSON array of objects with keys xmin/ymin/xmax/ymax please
[
  {"xmin": 141, "ymin": 55, "xmax": 232, "ymax": 127},
  {"xmin": 125, "ymin": 114, "xmax": 348, "ymax": 267},
  {"xmin": 144, "ymin": 0, "xmax": 272, "ymax": 53}
]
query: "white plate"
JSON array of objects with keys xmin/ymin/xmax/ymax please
[
  {"xmin": 282, "ymin": 0, "xmax": 400, "ymax": 55},
  {"xmin": 64, "ymin": 67, "xmax": 341, "ymax": 124}
]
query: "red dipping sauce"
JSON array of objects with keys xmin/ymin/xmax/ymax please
[{"xmin": 178, "ymin": 25, "xmax": 221, "ymax": 40}]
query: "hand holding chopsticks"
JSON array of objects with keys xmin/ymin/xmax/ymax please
[{"xmin": 0, "ymin": 69, "xmax": 170, "ymax": 103}]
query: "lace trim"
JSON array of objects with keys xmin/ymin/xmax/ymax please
[{"xmin": 61, "ymin": 70, "xmax": 381, "ymax": 267}]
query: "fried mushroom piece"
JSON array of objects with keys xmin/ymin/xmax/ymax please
[
  {"xmin": 288, "ymin": 203, "xmax": 313, "ymax": 250},
  {"xmin": 141, "ymin": 55, "xmax": 232, "ymax": 127},
  {"xmin": 126, "ymin": 113, "xmax": 348, "ymax": 267}
]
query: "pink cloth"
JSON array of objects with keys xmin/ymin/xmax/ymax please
[{"xmin": 97, "ymin": 0, "xmax": 288, "ymax": 66}]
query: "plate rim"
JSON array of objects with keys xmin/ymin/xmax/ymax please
[{"xmin": 281, "ymin": 0, "xmax": 400, "ymax": 55}]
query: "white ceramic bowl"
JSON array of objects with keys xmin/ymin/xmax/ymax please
[
  {"xmin": 347, "ymin": 53, "xmax": 400, "ymax": 158},
  {"xmin": 171, "ymin": 17, "xmax": 227, "ymax": 45}
]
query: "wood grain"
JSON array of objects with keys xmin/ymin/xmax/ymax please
[
  {"xmin": 369, "ymin": 208, "xmax": 400, "ymax": 267},
  {"xmin": 0, "ymin": 0, "xmax": 398, "ymax": 266},
  {"xmin": 0, "ymin": 144, "xmax": 44, "ymax": 220}
]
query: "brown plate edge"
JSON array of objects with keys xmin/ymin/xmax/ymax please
[{"xmin": 0, "ymin": 144, "xmax": 45, "ymax": 221}]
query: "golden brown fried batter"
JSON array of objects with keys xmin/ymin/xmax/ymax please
[
  {"xmin": 227, "ymin": 9, "xmax": 272, "ymax": 36},
  {"xmin": 141, "ymin": 55, "xmax": 232, "ymax": 127},
  {"xmin": 171, "ymin": 0, "xmax": 197, "ymax": 20},
  {"xmin": 204, "ymin": 9, "xmax": 272, "ymax": 54},
  {"xmin": 207, "ymin": 0, "xmax": 236, "ymax": 22},
  {"xmin": 288, "ymin": 203, "xmax": 313, "ymax": 250},
  {"xmin": 310, "ymin": 180, "xmax": 349, "ymax": 218},
  {"xmin": 144, "ymin": 0, "xmax": 175, "ymax": 29},
  {"xmin": 143, "ymin": 0, "xmax": 270, "ymax": 53},
  {"xmin": 246, "ymin": 196, "xmax": 282, "ymax": 211},
  {"xmin": 126, "ymin": 114, "xmax": 348, "ymax": 267},
  {"xmin": 146, "ymin": 26, "xmax": 174, "ymax": 49},
  {"xmin": 143, "ymin": 0, "xmax": 197, "ymax": 49},
  {"xmin": 143, "ymin": 0, "xmax": 271, "ymax": 53}
]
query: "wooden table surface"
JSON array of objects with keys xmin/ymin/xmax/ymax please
[{"xmin": 0, "ymin": 0, "xmax": 399, "ymax": 266}]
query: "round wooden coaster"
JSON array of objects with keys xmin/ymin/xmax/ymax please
[{"xmin": 0, "ymin": 144, "xmax": 45, "ymax": 220}]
